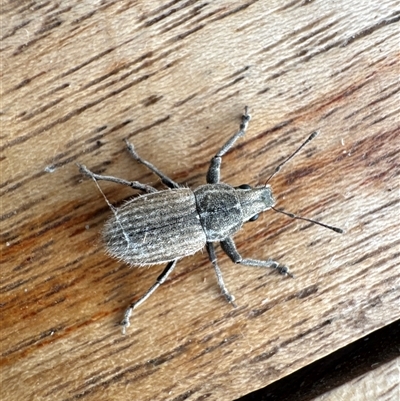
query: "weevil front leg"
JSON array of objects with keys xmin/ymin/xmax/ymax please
[
  {"xmin": 124, "ymin": 139, "xmax": 180, "ymax": 189},
  {"xmin": 220, "ymin": 237, "xmax": 294, "ymax": 278},
  {"xmin": 121, "ymin": 259, "xmax": 178, "ymax": 334},
  {"xmin": 78, "ymin": 164, "xmax": 157, "ymax": 193},
  {"xmin": 207, "ymin": 106, "xmax": 251, "ymax": 184},
  {"xmin": 206, "ymin": 242, "xmax": 237, "ymax": 307}
]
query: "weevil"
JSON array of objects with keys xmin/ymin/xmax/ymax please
[{"xmin": 78, "ymin": 107, "xmax": 343, "ymax": 333}]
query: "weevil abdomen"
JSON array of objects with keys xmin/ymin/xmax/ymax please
[{"xmin": 103, "ymin": 189, "xmax": 206, "ymax": 265}]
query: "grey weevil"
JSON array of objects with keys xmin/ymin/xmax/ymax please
[{"xmin": 78, "ymin": 107, "xmax": 343, "ymax": 334}]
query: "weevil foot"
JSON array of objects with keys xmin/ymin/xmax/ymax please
[
  {"xmin": 223, "ymin": 292, "xmax": 237, "ymax": 308},
  {"xmin": 120, "ymin": 308, "xmax": 133, "ymax": 335},
  {"xmin": 276, "ymin": 265, "xmax": 294, "ymax": 278}
]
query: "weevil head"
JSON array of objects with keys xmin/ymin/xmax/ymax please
[{"xmin": 235, "ymin": 184, "xmax": 275, "ymax": 222}]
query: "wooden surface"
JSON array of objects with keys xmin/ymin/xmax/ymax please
[
  {"xmin": 238, "ymin": 319, "xmax": 400, "ymax": 400},
  {"xmin": 1, "ymin": 1, "xmax": 399, "ymax": 400},
  {"xmin": 314, "ymin": 358, "xmax": 400, "ymax": 401}
]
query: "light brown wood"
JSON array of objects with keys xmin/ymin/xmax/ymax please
[
  {"xmin": 313, "ymin": 358, "xmax": 400, "ymax": 401},
  {"xmin": 1, "ymin": 1, "xmax": 399, "ymax": 400}
]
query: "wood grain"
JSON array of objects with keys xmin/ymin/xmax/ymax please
[{"xmin": 1, "ymin": 1, "xmax": 399, "ymax": 400}]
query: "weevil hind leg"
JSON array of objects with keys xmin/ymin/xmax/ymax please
[
  {"xmin": 220, "ymin": 237, "xmax": 294, "ymax": 278},
  {"xmin": 206, "ymin": 242, "xmax": 237, "ymax": 307},
  {"xmin": 124, "ymin": 139, "xmax": 180, "ymax": 189},
  {"xmin": 121, "ymin": 259, "xmax": 178, "ymax": 334},
  {"xmin": 78, "ymin": 163, "xmax": 157, "ymax": 193},
  {"xmin": 206, "ymin": 106, "xmax": 251, "ymax": 184}
]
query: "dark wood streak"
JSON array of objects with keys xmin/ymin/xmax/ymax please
[
  {"xmin": 257, "ymin": 15, "xmax": 335, "ymax": 53},
  {"xmin": 19, "ymin": 98, "xmax": 64, "ymax": 121},
  {"xmin": 7, "ymin": 72, "xmax": 46, "ymax": 93},
  {"xmin": 71, "ymin": 10, "xmax": 97, "ymax": 25},
  {"xmin": 213, "ymin": 76, "xmax": 245, "ymax": 94},
  {"xmin": 159, "ymin": 4, "xmax": 208, "ymax": 34},
  {"xmin": 1, "ymin": 19, "xmax": 32, "ymax": 41},
  {"xmin": 143, "ymin": 0, "xmax": 201, "ymax": 27},
  {"xmin": 58, "ymin": 48, "xmax": 125, "ymax": 80},
  {"xmin": 212, "ymin": 0, "xmax": 258, "ymax": 21},
  {"xmin": 12, "ymin": 32, "xmax": 52, "ymax": 56},
  {"xmin": 277, "ymin": 0, "xmax": 314, "ymax": 12},
  {"xmin": 137, "ymin": 0, "xmax": 181, "ymax": 21},
  {"xmin": 174, "ymin": 92, "xmax": 198, "ymax": 107}
]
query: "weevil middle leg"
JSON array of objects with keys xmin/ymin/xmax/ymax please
[{"xmin": 206, "ymin": 243, "xmax": 237, "ymax": 307}]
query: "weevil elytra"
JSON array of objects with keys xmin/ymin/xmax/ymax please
[{"xmin": 78, "ymin": 107, "xmax": 343, "ymax": 333}]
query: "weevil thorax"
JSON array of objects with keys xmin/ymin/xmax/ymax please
[
  {"xmin": 236, "ymin": 185, "xmax": 275, "ymax": 221},
  {"xmin": 193, "ymin": 183, "xmax": 275, "ymax": 242},
  {"xmin": 194, "ymin": 183, "xmax": 243, "ymax": 241}
]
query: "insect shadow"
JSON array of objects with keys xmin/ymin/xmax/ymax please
[{"xmin": 78, "ymin": 107, "xmax": 342, "ymax": 334}]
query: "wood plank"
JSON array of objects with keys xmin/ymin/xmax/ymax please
[
  {"xmin": 314, "ymin": 358, "xmax": 400, "ymax": 401},
  {"xmin": 1, "ymin": 1, "xmax": 399, "ymax": 400},
  {"xmin": 237, "ymin": 317, "xmax": 400, "ymax": 400}
]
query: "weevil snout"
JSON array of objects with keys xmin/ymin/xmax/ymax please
[{"xmin": 236, "ymin": 185, "xmax": 275, "ymax": 222}]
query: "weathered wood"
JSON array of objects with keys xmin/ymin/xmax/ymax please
[
  {"xmin": 1, "ymin": 1, "xmax": 399, "ymax": 400},
  {"xmin": 314, "ymin": 358, "xmax": 400, "ymax": 401},
  {"xmin": 238, "ymin": 319, "xmax": 400, "ymax": 400}
]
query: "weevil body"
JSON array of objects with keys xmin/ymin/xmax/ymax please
[
  {"xmin": 104, "ymin": 183, "xmax": 274, "ymax": 265},
  {"xmin": 79, "ymin": 107, "xmax": 342, "ymax": 333}
]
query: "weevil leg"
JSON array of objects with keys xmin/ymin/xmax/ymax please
[
  {"xmin": 124, "ymin": 139, "xmax": 181, "ymax": 189},
  {"xmin": 220, "ymin": 236, "xmax": 294, "ymax": 278},
  {"xmin": 206, "ymin": 242, "xmax": 237, "ymax": 307},
  {"xmin": 78, "ymin": 164, "xmax": 157, "ymax": 193},
  {"xmin": 121, "ymin": 260, "xmax": 178, "ymax": 334},
  {"xmin": 206, "ymin": 107, "xmax": 251, "ymax": 184}
]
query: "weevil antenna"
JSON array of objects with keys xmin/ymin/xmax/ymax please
[
  {"xmin": 265, "ymin": 131, "xmax": 319, "ymax": 185},
  {"xmin": 271, "ymin": 206, "xmax": 343, "ymax": 233},
  {"xmin": 83, "ymin": 168, "xmax": 133, "ymax": 248}
]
